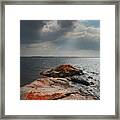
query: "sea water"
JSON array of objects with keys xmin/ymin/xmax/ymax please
[{"xmin": 20, "ymin": 57, "xmax": 100, "ymax": 86}]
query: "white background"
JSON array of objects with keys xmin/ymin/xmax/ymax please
[{"xmin": 5, "ymin": 5, "xmax": 115, "ymax": 115}]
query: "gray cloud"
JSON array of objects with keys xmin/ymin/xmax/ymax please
[
  {"xmin": 21, "ymin": 20, "xmax": 75, "ymax": 44},
  {"xmin": 51, "ymin": 21, "xmax": 100, "ymax": 51},
  {"xmin": 20, "ymin": 20, "xmax": 100, "ymax": 57}
]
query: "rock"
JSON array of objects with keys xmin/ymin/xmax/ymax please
[
  {"xmin": 88, "ymin": 76, "xmax": 93, "ymax": 79},
  {"xmin": 61, "ymin": 93, "xmax": 97, "ymax": 100},
  {"xmin": 21, "ymin": 64, "xmax": 100, "ymax": 100},
  {"xmin": 40, "ymin": 64, "xmax": 82, "ymax": 78},
  {"xmin": 69, "ymin": 75, "xmax": 90, "ymax": 86},
  {"xmin": 73, "ymin": 79, "xmax": 90, "ymax": 86},
  {"xmin": 21, "ymin": 77, "xmax": 98, "ymax": 100},
  {"xmin": 90, "ymin": 82, "xmax": 94, "ymax": 85}
]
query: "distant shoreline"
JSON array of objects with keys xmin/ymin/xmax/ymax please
[{"xmin": 20, "ymin": 56, "xmax": 100, "ymax": 58}]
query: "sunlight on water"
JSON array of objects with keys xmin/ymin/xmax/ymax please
[{"xmin": 20, "ymin": 57, "xmax": 100, "ymax": 86}]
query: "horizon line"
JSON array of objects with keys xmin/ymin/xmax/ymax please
[{"xmin": 20, "ymin": 56, "xmax": 100, "ymax": 58}]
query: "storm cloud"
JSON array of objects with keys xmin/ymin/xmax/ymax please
[
  {"xmin": 20, "ymin": 20, "xmax": 100, "ymax": 57},
  {"xmin": 21, "ymin": 20, "xmax": 75, "ymax": 44}
]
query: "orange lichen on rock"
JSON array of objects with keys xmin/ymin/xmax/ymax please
[
  {"xmin": 21, "ymin": 64, "xmax": 99, "ymax": 100},
  {"xmin": 23, "ymin": 91, "xmax": 64, "ymax": 100},
  {"xmin": 55, "ymin": 64, "xmax": 79, "ymax": 73},
  {"xmin": 40, "ymin": 64, "xmax": 80, "ymax": 78}
]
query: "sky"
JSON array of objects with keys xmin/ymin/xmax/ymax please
[{"xmin": 20, "ymin": 20, "xmax": 100, "ymax": 57}]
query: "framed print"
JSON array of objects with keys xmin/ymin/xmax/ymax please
[{"xmin": 0, "ymin": 0, "xmax": 119, "ymax": 119}]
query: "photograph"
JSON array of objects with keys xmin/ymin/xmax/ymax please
[
  {"xmin": 2, "ymin": 1, "xmax": 118, "ymax": 118},
  {"xmin": 20, "ymin": 20, "xmax": 100, "ymax": 100}
]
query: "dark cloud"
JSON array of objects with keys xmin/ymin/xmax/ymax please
[
  {"xmin": 20, "ymin": 20, "xmax": 46, "ymax": 44},
  {"xmin": 20, "ymin": 20, "xmax": 100, "ymax": 57},
  {"xmin": 58, "ymin": 20, "xmax": 75, "ymax": 28},
  {"xmin": 20, "ymin": 20, "xmax": 75, "ymax": 44}
]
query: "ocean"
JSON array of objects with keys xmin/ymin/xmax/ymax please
[{"xmin": 20, "ymin": 57, "xmax": 100, "ymax": 87}]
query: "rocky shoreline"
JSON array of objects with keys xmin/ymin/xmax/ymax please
[{"xmin": 20, "ymin": 64, "xmax": 100, "ymax": 100}]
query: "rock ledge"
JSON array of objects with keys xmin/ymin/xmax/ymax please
[{"xmin": 21, "ymin": 64, "xmax": 100, "ymax": 100}]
